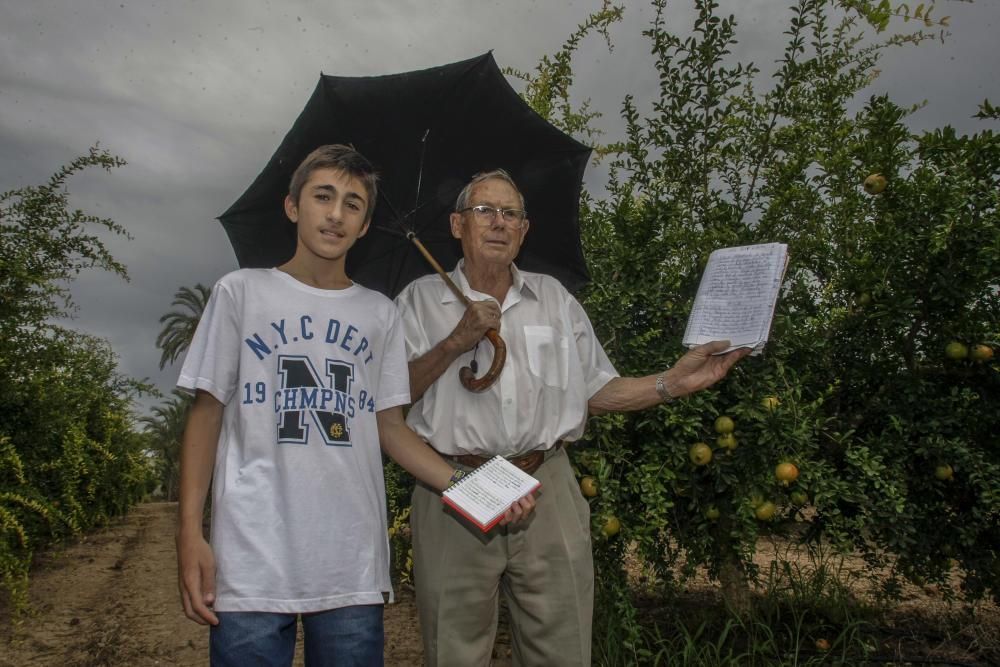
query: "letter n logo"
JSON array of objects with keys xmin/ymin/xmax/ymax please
[{"xmin": 276, "ymin": 356, "xmax": 355, "ymax": 446}]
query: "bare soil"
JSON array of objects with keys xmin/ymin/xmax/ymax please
[
  {"xmin": 2, "ymin": 503, "xmax": 996, "ymax": 666},
  {"xmin": 0, "ymin": 503, "xmax": 430, "ymax": 666}
]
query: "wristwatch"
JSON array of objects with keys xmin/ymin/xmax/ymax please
[
  {"xmin": 447, "ymin": 468, "xmax": 468, "ymax": 489},
  {"xmin": 655, "ymin": 374, "xmax": 675, "ymax": 403}
]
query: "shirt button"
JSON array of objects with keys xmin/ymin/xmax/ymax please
[{"xmin": 505, "ymin": 399, "xmax": 512, "ymax": 405}]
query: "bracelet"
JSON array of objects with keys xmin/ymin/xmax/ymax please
[
  {"xmin": 655, "ymin": 374, "xmax": 675, "ymax": 403},
  {"xmin": 447, "ymin": 468, "xmax": 467, "ymax": 488}
]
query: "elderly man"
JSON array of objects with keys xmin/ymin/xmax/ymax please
[{"xmin": 394, "ymin": 169, "xmax": 748, "ymax": 666}]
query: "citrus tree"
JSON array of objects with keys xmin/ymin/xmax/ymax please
[
  {"xmin": 567, "ymin": 0, "xmax": 999, "ymax": 627},
  {"xmin": 0, "ymin": 147, "xmax": 153, "ymax": 608}
]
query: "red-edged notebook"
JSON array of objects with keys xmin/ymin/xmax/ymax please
[{"xmin": 442, "ymin": 455, "xmax": 541, "ymax": 531}]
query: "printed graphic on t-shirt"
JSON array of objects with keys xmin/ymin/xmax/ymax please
[{"xmin": 237, "ymin": 314, "xmax": 380, "ymax": 448}]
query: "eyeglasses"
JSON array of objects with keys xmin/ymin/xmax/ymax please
[{"xmin": 458, "ymin": 205, "xmax": 527, "ymax": 228}]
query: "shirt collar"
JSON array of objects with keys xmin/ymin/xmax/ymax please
[
  {"xmin": 510, "ymin": 263, "xmax": 540, "ymax": 301},
  {"xmin": 442, "ymin": 259, "xmax": 539, "ymax": 305}
]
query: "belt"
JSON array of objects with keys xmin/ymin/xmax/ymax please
[{"xmin": 444, "ymin": 441, "xmax": 565, "ymax": 476}]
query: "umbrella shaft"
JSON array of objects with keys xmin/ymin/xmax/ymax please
[{"xmin": 407, "ymin": 233, "xmax": 470, "ymax": 306}]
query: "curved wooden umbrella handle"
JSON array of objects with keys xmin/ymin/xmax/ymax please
[
  {"xmin": 406, "ymin": 232, "xmax": 507, "ymax": 392},
  {"xmin": 459, "ymin": 329, "xmax": 507, "ymax": 393}
]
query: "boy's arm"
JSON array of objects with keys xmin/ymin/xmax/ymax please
[
  {"xmin": 375, "ymin": 406, "xmax": 534, "ymax": 525},
  {"xmin": 176, "ymin": 390, "xmax": 223, "ymax": 626}
]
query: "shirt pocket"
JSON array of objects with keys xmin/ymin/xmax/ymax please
[{"xmin": 524, "ymin": 325, "xmax": 570, "ymax": 389}]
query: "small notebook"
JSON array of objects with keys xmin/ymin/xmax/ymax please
[
  {"xmin": 682, "ymin": 243, "xmax": 789, "ymax": 355},
  {"xmin": 441, "ymin": 455, "xmax": 541, "ymax": 532}
]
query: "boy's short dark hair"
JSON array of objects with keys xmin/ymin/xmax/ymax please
[{"xmin": 288, "ymin": 144, "xmax": 379, "ymax": 223}]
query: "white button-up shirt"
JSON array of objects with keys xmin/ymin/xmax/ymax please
[{"xmin": 395, "ymin": 261, "xmax": 618, "ymax": 457}]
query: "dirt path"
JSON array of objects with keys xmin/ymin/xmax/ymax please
[
  {"xmin": 8, "ymin": 503, "xmax": 991, "ymax": 665},
  {"xmin": 0, "ymin": 503, "xmax": 426, "ymax": 666}
]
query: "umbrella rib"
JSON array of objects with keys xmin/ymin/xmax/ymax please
[
  {"xmin": 377, "ymin": 190, "xmax": 406, "ymax": 230},
  {"xmin": 414, "ymin": 128, "xmax": 430, "ymax": 211},
  {"xmin": 376, "ymin": 182, "xmax": 460, "ymax": 242}
]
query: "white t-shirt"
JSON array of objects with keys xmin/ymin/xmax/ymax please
[
  {"xmin": 395, "ymin": 261, "xmax": 618, "ymax": 457},
  {"xmin": 177, "ymin": 268, "xmax": 409, "ymax": 613}
]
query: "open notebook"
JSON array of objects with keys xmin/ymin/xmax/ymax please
[{"xmin": 442, "ymin": 456, "xmax": 541, "ymax": 532}]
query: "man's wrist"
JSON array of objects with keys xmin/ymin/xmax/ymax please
[
  {"xmin": 656, "ymin": 373, "xmax": 676, "ymax": 403},
  {"xmin": 440, "ymin": 332, "xmax": 470, "ymax": 358}
]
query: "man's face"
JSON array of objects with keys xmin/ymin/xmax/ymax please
[
  {"xmin": 450, "ymin": 178, "xmax": 529, "ymax": 269},
  {"xmin": 284, "ymin": 167, "xmax": 370, "ymax": 263}
]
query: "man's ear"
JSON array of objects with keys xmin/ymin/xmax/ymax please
[
  {"xmin": 449, "ymin": 211, "xmax": 463, "ymax": 239},
  {"xmin": 358, "ymin": 218, "xmax": 371, "ymax": 239},
  {"xmin": 284, "ymin": 195, "xmax": 299, "ymax": 223}
]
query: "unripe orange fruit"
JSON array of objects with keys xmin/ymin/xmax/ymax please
[
  {"xmin": 601, "ymin": 515, "xmax": 621, "ymax": 538},
  {"xmin": 754, "ymin": 501, "xmax": 777, "ymax": 521},
  {"xmin": 717, "ymin": 433, "xmax": 737, "ymax": 451},
  {"xmin": 714, "ymin": 415, "xmax": 735, "ymax": 434},
  {"xmin": 971, "ymin": 344, "xmax": 994, "ymax": 362},
  {"xmin": 790, "ymin": 490, "xmax": 809, "ymax": 506},
  {"xmin": 863, "ymin": 173, "xmax": 887, "ymax": 195},
  {"xmin": 945, "ymin": 341, "xmax": 968, "ymax": 360},
  {"xmin": 775, "ymin": 462, "xmax": 799, "ymax": 486},
  {"xmin": 689, "ymin": 442, "xmax": 713, "ymax": 466},
  {"xmin": 934, "ymin": 464, "xmax": 954, "ymax": 481}
]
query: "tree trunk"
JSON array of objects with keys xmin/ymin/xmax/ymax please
[{"xmin": 719, "ymin": 554, "xmax": 751, "ymax": 615}]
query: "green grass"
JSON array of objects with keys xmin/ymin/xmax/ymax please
[{"xmin": 592, "ymin": 550, "xmax": 912, "ymax": 666}]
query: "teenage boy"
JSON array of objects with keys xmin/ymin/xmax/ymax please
[{"xmin": 175, "ymin": 144, "xmax": 532, "ymax": 666}]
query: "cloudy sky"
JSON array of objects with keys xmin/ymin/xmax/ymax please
[{"xmin": 2, "ymin": 0, "xmax": 997, "ymax": 415}]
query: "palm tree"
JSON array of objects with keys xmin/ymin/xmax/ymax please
[
  {"xmin": 140, "ymin": 390, "xmax": 192, "ymax": 501},
  {"xmin": 156, "ymin": 283, "xmax": 211, "ymax": 370}
]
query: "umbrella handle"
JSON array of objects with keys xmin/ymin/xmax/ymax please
[
  {"xmin": 407, "ymin": 232, "xmax": 508, "ymax": 392},
  {"xmin": 459, "ymin": 329, "xmax": 507, "ymax": 393}
]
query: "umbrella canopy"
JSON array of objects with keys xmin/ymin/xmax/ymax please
[{"xmin": 219, "ymin": 52, "xmax": 592, "ymax": 299}]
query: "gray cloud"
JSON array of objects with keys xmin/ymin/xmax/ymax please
[{"xmin": 3, "ymin": 0, "xmax": 997, "ymax": 414}]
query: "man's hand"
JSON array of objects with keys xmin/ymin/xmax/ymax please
[
  {"xmin": 497, "ymin": 492, "xmax": 537, "ymax": 527},
  {"xmin": 407, "ymin": 299, "xmax": 502, "ymax": 401},
  {"xmin": 448, "ymin": 300, "xmax": 501, "ymax": 352},
  {"xmin": 176, "ymin": 531, "xmax": 219, "ymax": 626},
  {"xmin": 589, "ymin": 340, "xmax": 750, "ymax": 415},
  {"xmin": 667, "ymin": 340, "xmax": 751, "ymax": 398}
]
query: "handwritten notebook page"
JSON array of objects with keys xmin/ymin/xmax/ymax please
[
  {"xmin": 682, "ymin": 243, "xmax": 788, "ymax": 354},
  {"xmin": 442, "ymin": 456, "xmax": 541, "ymax": 532}
]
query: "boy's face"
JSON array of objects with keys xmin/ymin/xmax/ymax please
[{"xmin": 284, "ymin": 167, "xmax": 371, "ymax": 263}]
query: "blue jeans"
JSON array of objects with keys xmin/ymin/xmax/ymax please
[{"xmin": 210, "ymin": 605, "xmax": 384, "ymax": 667}]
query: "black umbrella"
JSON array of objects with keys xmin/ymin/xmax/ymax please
[{"xmin": 219, "ymin": 52, "xmax": 592, "ymax": 390}]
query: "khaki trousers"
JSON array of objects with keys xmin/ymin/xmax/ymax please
[{"xmin": 411, "ymin": 447, "xmax": 593, "ymax": 667}]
